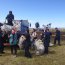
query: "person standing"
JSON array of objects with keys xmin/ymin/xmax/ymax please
[
  {"xmin": 54, "ymin": 28, "xmax": 61, "ymax": 46},
  {"xmin": 23, "ymin": 29, "xmax": 32, "ymax": 58},
  {"xmin": 41, "ymin": 29, "xmax": 44, "ymax": 42},
  {"xmin": 9, "ymin": 29, "xmax": 18, "ymax": 57},
  {"xmin": 31, "ymin": 29, "xmax": 37, "ymax": 47},
  {"xmin": 32, "ymin": 29, "xmax": 37, "ymax": 40},
  {"xmin": 6, "ymin": 11, "xmax": 14, "ymax": 26},
  {"xmin": 44, "ymin": 29, "xmax": 51, "ymax": 54},
  {"xmin": 0, "ymin": 28, "xmax": 5, "ymax": 54}
]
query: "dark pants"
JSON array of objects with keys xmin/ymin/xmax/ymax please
[
  {"xmin": 0, "ymin": 43, "xmax": 4, "ymax": 53},
  {"xmin": 7, "ymin": 22, "xmax": 13, "ymax": 26},
  {"xmin": 44, "ymin": 41, "xmax": 49, "ymax": 54},
  {"xmin": 23, "ymin": 41, "xmax": 32, "ymax": 58},
  {"xmin": 54, "ymin": 37, "xmax": 60, "ymax": 45},
  {"xmin": 44, "ymin": 46, "xmax": 48, "ymax": 54},
  {"xmin": 10, "ymin": 45, "xmax": 17, "ymax": 55},
  {"xmin": 24, "ymin": 47, "xmax": 32, "ymax": 58}
]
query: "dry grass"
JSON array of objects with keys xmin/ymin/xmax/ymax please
[{"xmin": 0, "ymin": 40, "xmax": 65, "ymax": 65}]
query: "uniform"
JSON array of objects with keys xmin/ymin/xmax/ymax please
[{"xmin": 44, "ymin": 31, "xmax": 51, "ymax": 54}]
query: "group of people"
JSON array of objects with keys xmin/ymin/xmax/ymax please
[
  {"xmin": 0, "ymin": 26, "xmax": 61, "ymax": 58},
  {"xmin": 0, "ymin": 28, "xmax": 32, "ymax": 58},
  {"xmin": 0, "ymin": 11, "xmax": 14, "ymax": 55},
  {"xmin": 31, "ymin": 28, "xmax": 61, "ymax": 54},
  {"xmin": 0, "ymin": 11, "xmax": 61, "ymax": 58}
]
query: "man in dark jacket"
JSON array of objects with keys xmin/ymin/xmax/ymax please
[
  {"xmin": 54, "ymin": 28, "xmax": 61, "ymax": 46},
  {"xmin": 6, "ymin": 11, "xmax": 14, "ymax": 26},
  {"xmin": 23, "ymin": 29, "xmax": 32, "ymax": 58},
  {"xmin": 44, "ymin": 29, "xmax": 52, "ymax": 54}
]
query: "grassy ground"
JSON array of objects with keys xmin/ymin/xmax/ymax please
[{"xmin": 0, "ymin": 40, "xmax": 65, "ymax": 65}]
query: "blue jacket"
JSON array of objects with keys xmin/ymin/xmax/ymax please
[
  {"xmin": 44, "ymin": 31, "xmax": 52, "ymax": 47},
  {"xmin": 55, "ymin": 30, "xmax": 60, "ymax": 39},
  {"xmin": 9, "ymin": 33, "xmax": 17, "ymax": 45}
]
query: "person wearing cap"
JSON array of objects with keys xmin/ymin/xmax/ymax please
[
  {"xmin": 6, "ymin": 11, "xmax": 14, "ymax": 26},
  {"xmin": 54, "ymin": 28, "xmax": 61, "ymax": 46}
]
